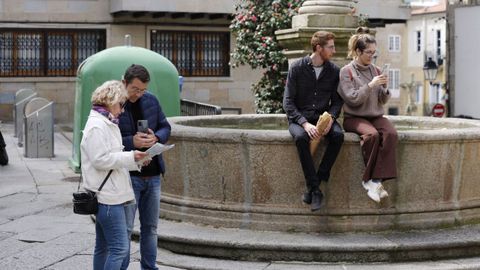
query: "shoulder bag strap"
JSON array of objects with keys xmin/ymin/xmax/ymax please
[
  {"xmin": 97, "ymin": 170, "xmax": 113, "ymax": 192},
  {"xmin": 347, "ymin": 66, "xmax": 354, "ymax": 81},
  {"xmin": 76, "ymin": 169, "xmax": 113, "ymax": 192}
]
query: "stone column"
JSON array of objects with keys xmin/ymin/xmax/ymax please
[{"xmin": 275, "ymin": 0, "xmax": 358, "ymax": 66}]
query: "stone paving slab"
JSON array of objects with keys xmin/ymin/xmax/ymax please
[
  {"xmin": 0, "ymin": 232, "xmax": 95, "ymax": 270},
  {"xmin": 0, "ymin": 237, "xmax": 36, "ymax": 260},
  {"xmin": 0, "ymin": 218, "xmax": 10, "ymax": 225},
  {"xmin": 44, "ymin": 254, "xmax": 93, "ymax": 270},
  {"xmin": 15, "ymin": 225, "xmax": 73, "ymax": 243},
  {"xmin": 0, "ymin": 215, "xmax": 67, "ymax": 234},
  {"xmin": 0, "ymin": 191, "xmax": 74, "ymax": 220},
  {"xmin": 0, "ymin": 231, "xmax": 14, "ymax": 241}
]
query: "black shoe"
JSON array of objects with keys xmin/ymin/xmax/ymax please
[
  {"xmin": 302, "ymin": 191, "xmax": 312, "ymax": 204},
  {"xmin": 311, "ymin": 190, "xmax": 323, "ymax": 212}
]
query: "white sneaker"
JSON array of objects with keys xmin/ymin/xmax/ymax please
[
  {"xmin": 362, "ymin": 180, "xmax": 381, "ymax": 203},
  {"xmin": 373, "ymin": 179, "xmax": 389, "ymax": 199},
  {"xmin": 378, "ymin": 184, "xmax": 389, "ymax": 199}
]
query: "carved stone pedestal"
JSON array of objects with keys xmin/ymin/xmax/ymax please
[{"xmin": 276, "ymin": 0, "xmax": 358, "ymax": 66}]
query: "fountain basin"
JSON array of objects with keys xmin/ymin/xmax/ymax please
[{"xmin": 162, "ymin": 114, "xmax": 480, "ymax": 233}]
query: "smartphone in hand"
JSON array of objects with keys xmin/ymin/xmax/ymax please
[
  {"xmin": 137, "ymin": 120, "xmax": 148, "ymax": 133},
  {"xmin": 381, "ymin": 63, "xmax": 390, "ymax": 75}
]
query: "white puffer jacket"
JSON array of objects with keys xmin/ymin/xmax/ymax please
[{"xmin": 80, "ymin": 110, "xmax": 139, "ymax": 205}]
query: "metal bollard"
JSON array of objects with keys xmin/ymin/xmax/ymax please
[{"xmin": 23, "ymin": 97, "xmax": 54, "ymax": 158}]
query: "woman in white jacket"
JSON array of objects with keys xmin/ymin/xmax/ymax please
[{"xmin": 81, "ymin": 80, "xmax": 148, "ymax": 270}]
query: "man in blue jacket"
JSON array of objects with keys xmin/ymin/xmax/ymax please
[{"xmin": 119, "ymin": 64, "xmax": 171, "ymax": 270}]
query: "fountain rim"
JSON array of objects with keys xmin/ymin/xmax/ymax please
[{"xmin": 167, "ymin": 114, "xmax": 480, "ymax": 142}]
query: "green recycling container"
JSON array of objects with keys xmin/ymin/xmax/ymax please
[{"xmin": 69, "ymin": 46, "xmax": 180, "ymax": 172}]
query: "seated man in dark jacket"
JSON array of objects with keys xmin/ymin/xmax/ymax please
[
  {"xmin": 119, "ymin": 64, "xmax": 171, "ymax": 270},
  {"xmin": 283, "ymin": 31, "xmax": 344, "ymax": 212}
]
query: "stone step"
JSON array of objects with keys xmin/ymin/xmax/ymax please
[
  {"xmin": 156, "ymin": 247, "xmax": 480, "ymax": 270},
  {"xmin": 155, "ymin": 219, "xmax": 480, "ymax": 263}
]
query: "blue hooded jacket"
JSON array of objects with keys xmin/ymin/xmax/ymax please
[{"xmin": 118, "ymin": 92, "xmax": 171, "ymax": 174}]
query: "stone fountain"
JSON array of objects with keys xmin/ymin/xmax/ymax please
[
  {"xmin": 156, "ymin": 0, "xmax": 480, "ymax": 264},
  {"xmin": 159, "ymin": 114, "xmax": 480, "ymax": 262}
]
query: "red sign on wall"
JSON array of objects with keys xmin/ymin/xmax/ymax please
[{"xmin": 432, "ymin": 103, "xmax": 445, "ymax": 117}]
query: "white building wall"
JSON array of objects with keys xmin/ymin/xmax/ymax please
[
  {"xmin": 356, "ymin": 0, "xmax": 410, "ymax": 19},
  {"xmin": 407, "ymin": 14, "xmax": 446, "ymax": 67},
  {"xmin": 452, "ymin": 5, "xmax": 480, "ymax": 118}
]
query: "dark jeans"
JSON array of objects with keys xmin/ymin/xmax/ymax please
[{"xmin": 289, "ymin": 121, "xmax": 344, "ymax": 191}]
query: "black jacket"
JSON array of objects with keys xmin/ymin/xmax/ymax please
[{"xmin": 283, "ymin": 56, "xmax": 343, "ymax": 125}]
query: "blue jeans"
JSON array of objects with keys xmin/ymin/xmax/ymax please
[
  {"xmin": 123, "ymin": 175, "xmax": 161, "ymax": 270},
  {"xmin": 93, "ymin": 203, "xmax": 130, "ymax": 270}
]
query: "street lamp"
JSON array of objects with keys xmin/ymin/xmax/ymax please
[
  {"xmin": 423, "ymin": 57, "xmax": 438, "ymax": 84},
  {"xmin": 423, "ymin": 57, "xmax": 447, "ymax": 117}
]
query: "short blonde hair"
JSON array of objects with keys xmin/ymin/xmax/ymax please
[{"xmin": 91, "ymin": 80, "xmax": 127, "ymax": 107}]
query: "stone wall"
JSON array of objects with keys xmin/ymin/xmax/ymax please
[
  {"xmin": 0, "ymin": 0, "xmax": 112, "ymax": 22},
  {"xmin": 161, "ymin": 115, "xmax": 480, "ymax": 233},
  {"xmin": 0, "ymin": 78, "xmax": 76, "ymax": 124}
]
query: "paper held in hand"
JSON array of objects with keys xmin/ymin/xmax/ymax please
[{"xmin": 137, "ymin": 143, "xmax": 175, "ymax": 165}]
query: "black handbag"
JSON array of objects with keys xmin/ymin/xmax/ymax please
[{"xmin": 73, "ymin": 170, "xmax": 113, "ymax": 215}]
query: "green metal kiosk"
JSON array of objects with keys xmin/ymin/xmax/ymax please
[{"xmin": 69, "ymin": 46, "xmax": 180, "ymax": 172}]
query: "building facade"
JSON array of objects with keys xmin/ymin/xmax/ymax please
[
  {"xmin": 406, "ymin": 0, "xmax": 448, "ymax": 116},
  {"xmin": 1, "ymin": 0, "xmax": 455, "ymax": 124},
  {"xmin": 362, "ymin": 0, "xmax": 448, "ymax": 117},
  {"xmin": 0, "ymin": 0, "xmax": 260, "ymax": 123}
]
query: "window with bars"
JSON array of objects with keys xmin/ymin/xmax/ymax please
[
  {"xmin": 0, "ymin": 29, "xmax": 106, "ymax": 77},
  {"xmin": 150, "ymin": 30, "xmax": 230, "ymax": 77},
  {"xmin": 416, "ymin": 31, "xmax": 422, "ymax": 52},
  {"xmin": 436, "ymin": 30, "xmax": 442, "ymax": 64},
  {"xmin": 388, "ymin": 35, "xmax": 401, "ymax": 52}
]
